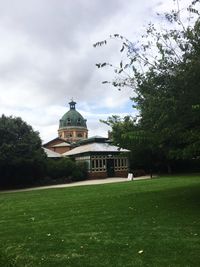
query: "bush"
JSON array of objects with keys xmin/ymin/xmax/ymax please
[
  {"xmin": 46, "ymin": 158, "xmax": 74, "ymax": 180},
  {"xmin": 72, "ymin": 161, "xmax": 88, "ymax": 181},
  {"xmin": 46, "ymin": 158, "xmax": 88, "ymax": 182},
  {"xmin": 0, "ymin": 159, "xmax": 46, "ymax": 187}
]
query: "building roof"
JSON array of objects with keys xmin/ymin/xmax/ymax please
[
  {"xmin": 62, "ymin": 142, "xmax": 130, "ymax": 156},
  {"xmin": 43, "ymin": 147, "xmax": 62, "ymax": 158},
  {"xmin": 76, "ymin": 135, "xmax": 109, "ymax": 145},
  {"xmin": 43, "ymin": 137, "xmax": 67, "ymax": 147},
  {"xmin": 59, "ymin": 101, "xmax": 87, "ymax": 129},
  {"xmin": 52, "ymin": 142, "xmax": 71, "ymax": 147}
]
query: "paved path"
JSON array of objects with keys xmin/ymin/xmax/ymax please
[{"xmin": 0, "ymin": 176, "xmax": 152, "ymax": 194}]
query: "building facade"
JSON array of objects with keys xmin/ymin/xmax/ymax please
[
  {"xmin": 63, "ymin": 136, "xmax": 129, "ymax": 178},
  {"xmin": 43, "ymin": 137, "xmax": 71, "ymax": 154},
  {"xmin": 43, "ymin": 100, "xmax": 130, "ymax": 178}
]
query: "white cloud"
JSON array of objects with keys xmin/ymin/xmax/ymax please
[{"xmin": 0, "ymin": 0, "xmax": 184, "ymax": 142}]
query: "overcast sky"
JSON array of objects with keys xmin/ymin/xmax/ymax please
[{"xmin": 0, "ymin": 0, "xmax": 189, "ymax": 143}]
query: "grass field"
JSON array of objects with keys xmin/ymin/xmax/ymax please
[{"xmin": 0, "ymin": 175, "xmax": 200, "ymax": 267}]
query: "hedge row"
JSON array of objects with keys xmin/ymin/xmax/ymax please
[
  {"xmin": 46, "ymin": 158, "xmax": 88, "ymax": 182},
  {"xmin": 0, "ymin": 158, "xmax": 88, "ymax": 189}
]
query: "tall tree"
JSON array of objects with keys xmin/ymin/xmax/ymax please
[
  {"xmin": 0, "ymin": 115, "xmax": 46, "ymax": 187},
  {"xmin": 95, "ymin": 0, "xmax": 200, "ymax": 172}
]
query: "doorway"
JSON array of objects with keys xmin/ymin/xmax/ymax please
[{"xmin": 106, "ymin": 159, "xmax": 115, "ymax": 177}]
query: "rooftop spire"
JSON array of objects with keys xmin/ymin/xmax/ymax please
[{"xmin": 69, "ymin": 99, "xmax": 76, "ymax": 110}]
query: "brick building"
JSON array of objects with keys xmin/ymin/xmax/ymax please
[{"xmin": 43, "ymin": 100, "xmax": 129, "ymax": 178}]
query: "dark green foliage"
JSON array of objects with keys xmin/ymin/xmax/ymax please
[
  {"xmin": 46, "ymin": 158, "xmax": 88, "ymax": 182},
  {"xmin": 97, "ymin": 1, "xmax": 200, "ymax": 173},
  {"xmin": 104, "ymin": 115, "xmax": 157, "ymax": 173},
  {"xmin": 72, "ymin": 161, "xmax": 88, "ymax": 181},
  {"xmin": 0, "ymin": 115, "xmax": 46, "ymax": 188},
  {"xmin": 46, "ymin": 158, "xmax": 74, "ymax": 179}
]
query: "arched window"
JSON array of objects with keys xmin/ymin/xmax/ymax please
[
  {"xmin": 77, "ymin": 133, "xmax": 83, "ymax": 138},
  {"xmin": 65, "ymin": 132, "xmax": 72, "ymax": 138}
]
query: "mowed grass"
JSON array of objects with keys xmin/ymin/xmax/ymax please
[{"xmin": 0, "ymin": 175, "xmax": 200, "ymax": 267}]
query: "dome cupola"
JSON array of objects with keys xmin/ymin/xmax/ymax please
[{"xmin": 58, "ymin": 100, "xmax": 88, "ymax": 142}]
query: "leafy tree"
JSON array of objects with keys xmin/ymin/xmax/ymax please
[
  {"xmin": 0, "ymin": 115, "xmax": 46, "ymax": 187},
  {"xmin": 95, "ymin": 0, "xmax": 200, "ymax": 173},
  {"xmin": 102, "ymin": 115, "xmax": 157, "ymax": 175}
]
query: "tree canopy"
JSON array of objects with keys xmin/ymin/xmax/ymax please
[
  {"xmin": 95, "ymin": 0, "xmax": 200, "ymax": 173},
  {"xmin": 0, "ymin": 115, "xmax": 46, "ymax": 186}
]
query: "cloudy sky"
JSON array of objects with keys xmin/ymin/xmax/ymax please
[{"xmin": 0, "ymin": 0, "xmax": 189, "ymax": 143}]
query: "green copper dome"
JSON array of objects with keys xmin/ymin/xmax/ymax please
[{"xmin": 59, "ymin": 101, "xmax": 87, "ymax": 129}]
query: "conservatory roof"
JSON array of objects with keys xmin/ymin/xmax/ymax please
[{"xmin": 62, "ymin": 142, "xmax": 129, "ymax": 156}]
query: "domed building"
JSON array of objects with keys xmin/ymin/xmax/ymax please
[
  {"xmin": 43, "ymin": 99, "xmax": 130, "ymax": 178},
  {"xmin": 43, "ymin": 100, "xmax": 88, "ymax": 154},
  {"xmin": 58, "ymin": 100, "xmax": 88, "ymax": 142}
]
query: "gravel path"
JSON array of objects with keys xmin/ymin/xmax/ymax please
[{"xmin": 0, "ymin": 176, "xmax": 152, "ymax": 194}]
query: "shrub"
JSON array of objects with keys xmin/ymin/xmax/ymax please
[
  {"xmin": 46, "ymin": 158, "xmax": 72, "ymax": 180},
  {"xmin": 72, "ymin": 161, "xmax": 88, "ymax": 181},
  {"xmin": 46, "ymin": 158, "xmax": 88, "ymax": 182}
]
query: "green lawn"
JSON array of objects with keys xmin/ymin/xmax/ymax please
[{"xmin": 0, "ymin": 175, "xmax": 200, "ymax": 267}]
